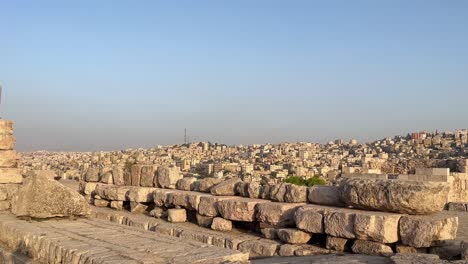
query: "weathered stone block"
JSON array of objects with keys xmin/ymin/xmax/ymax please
[
  {"xmin": 0, "ymin": 150, "xmax": 18, "ymax": 168},
  {"xmin": 324, "ymin": 210, "xmax": 356, "ymax": 239},
  {"xmin": 94, "ymin": 199, "xmax": 110, "ymax": 207},
  {"xmin": 238, "ymin": 239, "xmax": 280, "ymax": 258},
  {"xmin": 284, "ymin": 184, "xmax": 307, "ymax": 203},
  {"xmin": 399, "ymin": 214, "xmax": 458, "ymax": 248},
  {"xmin": 326, "ymin": 236, "xmax": 349, "ymax": 251},
  {"xmin": 354, "ymin": 210, "xmax": 402, "ymax": 243},
  {"xmin": 217, "ymin": 197, "xmax": 269, "ymax": 222},
  {"xmin": 153, "ymin": 189, "xmax": 176, "ymax": 207},
  {"xmin": 112, "ymin": 166, "xmax": 125, "ymax": 186},
  {"xmin": 269, "ymin": 183, "xmax": 289, "ymax": 202},
  {"xmin": 139, "ymin": 165, "xmax": 155, "ymax": 187},
  {"xmin": 308, "ymin": 185, "xmax": 344, "ymax": 207},
  {"xmin": 0, "ymin": 168, "xmax": 22, "ymax": 184},
  {"xmin": 340, "ymin": 178, "xmax": 449, "ymax": 214},
  {"xmin": 130, "ymin": 164, "xmax": 143, "ymax": 186},
  {"xmin": 247, "ymin": 182, "xmax": 263, "ymax": 199},
  {"xmin": 295, "ymin": 204, "xmax": 332, "ymax": 234},
  {"xmin": 261, "ymin": 228, "xmax": 278, "ymax": 239},
  {"xmin": 277, "ymin": 228, "xmax": 312, "ymax": 244},
  {"xmin": 235, "ymin": 181, "xmax": 249, "ymax": 197},
  {"xmin": 168, "ymin": 208, "xmax": 187, "ymax": 223},
  {"xmin": 126, "ymin": 187, "xmax": 157, "ymax": 203},
  {"xmin": 257, "ymin": 202, "xmax": 305, "ymax": 227},
  {"xmin": 94, "ymin": 184, "xmax": 129, "ymax": 201},
  {"xmin": 100, "ymin": 171, "xmax": 113, "ymax": 184},
  {"xmin": 168, "ymin": 190, "xmax": 210, "ymax": 211},
  {"xmin": 85, "ymin": 167, "xmax": 100, "ymax": 182},
  {"xmin": 176, "ymin": 177, "xmax": 197, "ymax": 191},
  {"xmin": 196, "ymin": 213, "xmax": 214, "ymax": 227},
  {"xmin": 0, "ymin": 201, "xmax": 10, "ymax": 211},
  {"xmin": 157, "ymin": 166, "xmax": 182, "ymax": 189},
  {"xmin": 110, "ymin": 201, "xmax": 124, "ymax": 210},
  {"xmin": 351, "ymin": 240, "xmax": 393, "ymax": 256},
  {"xmin": 210, "ymin": 178, "xmax": 242, "ymax": 196},
  {"xmin": 211, "ymin": 217, "xmax": 232, "ymax": 231},
  {"xmin": 196, "ymin": 178, "xmax": 223, "ymax": 192},
  {"xmin": 198, "ymin": 196, "xmax": 236, "ymax": 217},
  {"xmin": 0, "ymin": 134, "xmax": 15, "ymax": 150},
  {"xmin": 0, "ymin": 184, "xmax": 19, "ymax": 201}
]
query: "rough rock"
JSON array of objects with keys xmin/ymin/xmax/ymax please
[
  {"xmin": 261, "ymin": 228, "xmax": 278, "ymax": 239},
  {"xmin": 94, "ymin": 184, "xmax": 130, "ymax": 201},
  {"xmin": 390, "ymin": 253, "xmax": 447, "ymax": 264},
  {"xmin": 85, "ymin": 167, "xmax": 100, "ymax": 182},
  {"xmin": 176, "ymin": 177, "xmax": 197, "ymax": 191},
  {"xmin": 126, "ymin": 187, "xmax": 157, "ymax": 203},
  {"xmin": 150, "ymin": 207, "xmax": 168, "ymax": 218},
  {"xmin": 395, "ymin": 244, "xmax": 420, "ymax": 254},
  {"xmin": 260, "ymin": 184, "xmax": 271, "ymax": 200},
  {"xmin": 308, "ymin": 185, "xmax": 344, "ymax": 207},
  {"xmin": 0, "ymin": 134, "xmax": 15, "ymax": 150},
  {"xmin": 130, "ymin": 202, "xmax": 148, "ymax": 213},
  {"xmin": 153, "ymin": 188, "xmax": 176, "ymax": 207},
  {"xmin": 269, "ymin": 183, "xmax": 289, "ymax": 202},
  {"xmin": 399, "ymin": 214, "xmax": 459, "ymax": 248},
  {"xmin": 139, "ymin": 165, "xmax": 155, "ymax": 187},
  {"xmin": 235, "ymin": 181, "xmax": 249, "ymax": 197},
  {"xmin": 340, "ymin": 178, "xmax": 450, "ymax": 214},
  {"xmin": 294, "ymin": 244, "xmax": 330, "ymax": 256},
  {"xmin": 257, "ymin": 202, "xmax": 305, "ymax": 227},
  {"xmin": 210, "ymin": 178, "xmax": 242, "ymax": 196},
  {"xmin": 168, "ymin": 208, "xmax": 187, "ymax": 223},
  {"xmin": 11, "ymin": 173, "xmax": 90, "ymax": 218},
  {"xmin": 326, "ymin": 236, "xmax": 350, "ymax": 251},
  {"xmin": 0, "ymin": 184, "xmax": 19, "ymax": 201},
  {"xmin": 351, "ymin": 240, "xmax": 393, "ymax": 256},
  {"xmin": 130, "ymin": 164, "xmax": 143, "ymax": 186},
  {"xmin": 0, "ymin": 201, "xmax": 10, "ymax": 211},
  {"xmin": 295, "ymin": 205, "xmax": 332, "ymax": 233},
  {"xmin": 238, "ymin": 239, "xmax": 280, "ymax": 258},
  {"xmin": 100, "ymin": 171, "xmax": 113, "ymax": 184},
  {"xmin": 277, "ymin": 228, "xmax": 312, "ymax": 244},
  {"xmin": 197, "ymin": 178, "xmax": 223, "ymax": 192},
  {"xmin": 324, "ymin": 210, "xmax": 356, "ymax": 239},
  {"xmin": 198, "ymin": 196, "xmax": 236, "ymax": 217},
  {"xmin": 112, "ymin": 166, "xmax": 125, "ymax": 185},
  {"xmin": 217, "ymin": 197, "xmax": 269, "ymax": 221},
  {"xmin": 94, "ymin": 199, "xmax": 110, "ymax": 207},
  {"xmin": 211, "ymin": 217, "xmax": 232, "ymax": 231},
  {"xmin": 279, "ymin": 244, "xmax": 302, "ymax": 256},
  {"xmin": 0, "ymin": 168, "xmax": 22, "ymax": 184},
  {"xmin": 247, "ymin": 182, "xmax": 263, "ymax": 199},
  {"xmin": 157, "ymin": 166, "xmax": 182, "ymax": 189},
  {"xmin": 0, "ymin": 150, "xmax": 18, "ymax": 167},
  {"xmin": 110, "ymin": 201, "xmax": 124, "ymax": 210},
  {"xmin": 354, "ymin": 210, "xmax": 402, "ymax": 243},
  {"xmin": 284, "ymin": 184, "xmax": 308, "ymax": 203},
  {"xmin": 196, "ymin": 213, "xmax": 214, "ymax": 227}
]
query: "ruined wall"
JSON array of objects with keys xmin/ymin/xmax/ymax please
[{"xmin": 0, "ymin": 121, "xmax": 22, "ymax": 211}]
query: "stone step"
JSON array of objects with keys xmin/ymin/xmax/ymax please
[
  {"xmin": 88, "ymin": 205, "xmax": 283, "ymax": 258},
  {"xmin": 0, "ymin": 212, "xmax": 249, "ymax": 263}
]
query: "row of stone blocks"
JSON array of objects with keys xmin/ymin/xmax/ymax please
[
  {"xmin": 81, "ymin": 182, "xmax": 459, "ymax": 257},
  {"xmin": 0, "ymin": 120, "xmax": 22, "ymax": 212},
  {"xmin": 85, "ymin": 163, "xmax": 451, "ymax": 215}
]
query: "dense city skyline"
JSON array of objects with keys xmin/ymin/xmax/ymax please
[{"xmin": 2, "ymin": 1, "xmax": 468, "ymax": 151}]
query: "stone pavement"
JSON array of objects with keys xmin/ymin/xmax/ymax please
[
  {"xmin": 251, "ymin": 254, "xmax": 391, "ymax": 264},
  {"xmin": 0, "ymin": 212, "xmax": 248, "ymax": 263}
]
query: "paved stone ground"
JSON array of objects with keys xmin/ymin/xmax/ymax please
[
  {"xmin": 251, "ymin": 254, "xmax": 391, "ymax": 264},
  {"xmin": 0, "ymin": 212, "xmax": 248, "ymax": 263}
]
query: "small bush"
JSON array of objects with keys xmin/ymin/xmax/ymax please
[{"xmin": 283, "ymin": 175, "xmax": 326, "ymax": 187}]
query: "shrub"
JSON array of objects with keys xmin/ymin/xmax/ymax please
[{"xmin": 283, "ymin": 175, "xmax": 326, "ymax": 187}]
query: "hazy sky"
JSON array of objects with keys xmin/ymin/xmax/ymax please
[{"xmin": 1, "ymin": 1, "xmax": 468, "ymax": 151}]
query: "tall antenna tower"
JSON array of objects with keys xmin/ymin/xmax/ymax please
[{"xmin": 184, "ymin": 128, "xmax": 187, "ymax": 145}]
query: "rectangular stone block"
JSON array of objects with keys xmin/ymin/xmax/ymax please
[
  {"xmin": 94, "ymin": 184, "xmax": 130, "ymax": 201},
  {"xmin": 198, "ymin": 196, "xmax": 237, "ymax": 217},
  {"xmin": 0, "ymin": 120, "xmax": 14, "ymax": 134},
  {"xmin": 126, "ymin": 187, "xmax": 157, "ymax": 203},
  {"xmin": 168, "ymin": 190, "xmax": 211, "ymax": 211},
  {"xmin": 399, "ymin": 213, "xmax": 458, "ymax": 248},
  {"xmin": 130, "ymin": 164, "xmax": 143, "ymax": 186},
  {"xmin": 0, "ymin": 150, "xmax": 18, "ymax": 168},
  {"xmin": 0, "ymin": 200, "xmax": 10, "ymax": 211},
  {"xmin": 0, "ymin": 183, "xmax": 20, "ymax": 201},
  {"xmin": 351, "ymin": 240, "xmax": 393, "ymax": 256},
  {"xmin": 0, "ymin": 168, "xmax": 22, "ymax": 183},
  {"xmin": 295, "ymin": 204, "xmax": 334, "ymax": 234},
  {"xmin": 0, "ymin": 134, "xmax": 15, "ymax": 150},
  {"xmin": 153, "ymin": 188, "xmax": 176, "ymax": 207},
  {"xmin": 308, "ymin": 185, "xmax": 344, "ymax": 207},
  {"xmin": 256, "ymin": 202, "xmax": 305, "ymax": 227},
  {"xmin": 325, "ymin": 210, "xmax": 355, "ymax": 239},
  {"xmin": 217, "ymin": 197, "xmax": 270, "ymax": 222},
  {"xmin": 139, "ymin": 165, "xmax": 155, "ymax": 187}
]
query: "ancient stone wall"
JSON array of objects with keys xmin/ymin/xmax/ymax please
[
  {"xmin": 78, "ymin": 164, "xmax": 459, "ymax": 257},
  {"xmin": 0, "ymin": 120, "xmax": 21, "ymax": 211}
]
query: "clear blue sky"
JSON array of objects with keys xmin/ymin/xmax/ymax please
[{"xmin": 1, "ymin": 1, "xmax": 467, "ymax": 151}]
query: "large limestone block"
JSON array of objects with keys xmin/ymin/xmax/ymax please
[
  {"xmin": 198, "ymin": 196, "xmax": 237, "ymax": 217},
  {"xmin": 256, "ymin": 202, "xmax": 305, "ymax": 227},
  {"xmin": 0, "ymin": 168, "xmax": 22, "ymax": 184},
  {"xmin": 210, "ymin": 178, "xmax": 242, "ymax": 196},
  {"xmin": 247, "ymin": 182, "xmax": 263, "ymax": 199},
  {"xmin": 284, "ymin": 184, "xmax": 308, "ymax": 203},
  {"xmin": 126, "ymin": 187, "xmax": 157, "ymax": 202},
  {"xmin": 351, "ymin": 240, "xmax": 393, "ymax": 256},
  {"xmin": 217, "ymin": 197, "xmax": 270, "ymax": 221},
  {"xmin": 176, "ymin": 177, "xmax": 197, "ymax": 191},
  {"xmin": 399, "ymin": 214, "xmax": 458, "ymax": 248},
  {"xmin": 0, "ymin": 134, "xmax": 15, "ymax": 150},
  {"xmin": 95, "ymin": 184, "xmax": 130, "ymax": 201},
  {"xmin": 354, "ymin": 210, "xmax": 402, "ymax": 243},
  {"xmin": 197, "ymin": 178, "xmax": 223, "ymax": 192},
  {"xmin": 85, "ymin": 167, "xmax": 100, "ymax": 182},
  {"xmin": 139, "ymin": 165, "xmax": 155, "ymax": 187},
  {"xmin": 0, "ymin": 120, "xmax": 14, "ymax": 134},
  {"xmin": 157, "ymin": 166, "xmax": 182, "ymax": 189},
  {"xmin": 111, "ymin": 166, "xmax": 125, "ymax": 186},
  {"xmin": 235, "ymin": 181, "xmax": 249, "ymax": 197},
  {"xmin": 0, "ymin": 184, "xmax": 20, "ymax": 201},
  {"xmin": 168, "ymin": 190, "xmax": 210, "ymax": 211},
  {"xmin": 11, "ymin": 173, "xmax": 90, "ymax": 218},
  {"xmin": 295, "ymin": 205, "xmax": 333, "ymax": 233},
  {"xmin": 277, "ymin": 228, "xmax": 312, "ymax": 244},
  {"xmin": 308, "ymin": 185, "xmax": 344, "ymax": 207},
  {"xmin": 168, "ymin": 208, "xmax": 187, "ymax": 223},
  {"xmin": 211, "ymin": 217, "xmax": 232, "ymax": 231},
  {"xmin": 340, "ymin": 178, "xmax": 449, "ymax": 214},
  {"xmin": 238, "ymin": 239, "xmax": 280, "ymax": 258},
  {"xmin": 130, "ymin": 164, "xmax": 143, "ymax": 186},
  {"xmin": 79, "ymin": 181, "xmax": 97, "ymax": 195},
  {"xmin": 269, "ymin": 183, "xmax": 289, "ymax": 202},
  {"xmin": 153, "ymin": 189, "xmax": 176, "ymax": 207},
  {"xmin": 326, "ymin": 236, "xmax": 350, "ymax": 251},
  {"xmin": 324, "ymin": 210, "xmax": 356, "ymax": 239},
  {"xmin": 100, "ymin": 171, "xmax": 113, "ymax": 184},
  {"xmin": 0, "ymin": 150, "xmax": 18, "ymax": 168}
]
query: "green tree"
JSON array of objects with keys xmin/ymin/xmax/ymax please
[{"xmin": 283, "ymin": 175, "xmax": 326, "ymax": 187}]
